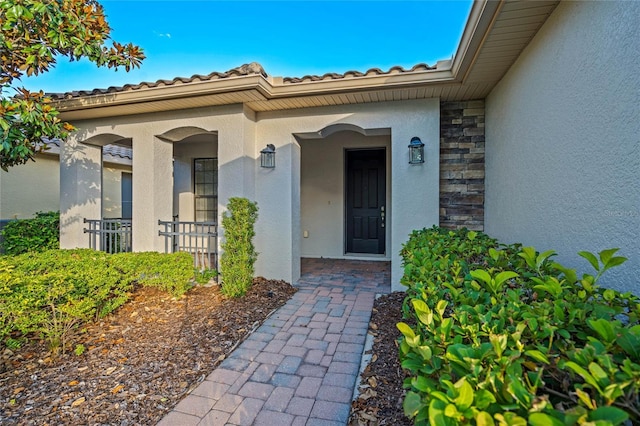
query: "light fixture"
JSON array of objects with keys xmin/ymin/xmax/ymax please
[
  {"xmin": 260, "ymin": 144, "xmax": 276, "ymax": 168},
  {"xmin": 408, "ymin": 136, "xmax": 425, "ymax": 164}
]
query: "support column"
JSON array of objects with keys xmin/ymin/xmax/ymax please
[
  {"xmin": 132, "ymin": 135, "xmax": 173, "ymax": 252},
  {"xmin": 60, "ymin": 136, "xmax": 102, "ymax": 249}
]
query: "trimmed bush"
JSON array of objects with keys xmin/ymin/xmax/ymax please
[
  {"xmin": 220, "ymin": 197, "xmax": 258, "ymax": 298},
  {"xmin": 112, "ymin": 251, "xmax": 194, "ymax": 297},
  {"xmin": 1, "ymin": 211, "xmax": 59, "ymax": 255},
  {"xmin": 398, "ymin": 226, "xmax": 637, "ymax": 426},
  {"xmin": 0, "ymin": 249, "xmax": 194, "ymax": 353}
]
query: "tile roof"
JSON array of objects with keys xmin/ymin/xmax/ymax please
[
  {"xmin": 50, "ymin": 62, "xmax": 268, "ymax": 100},
  {"xmin": 49, "ymin": 62, "xmax": 436, "ymax": 99},
  {"xmin": 282, "ymin": 63, "xmax": 436, "ymax": 84},
  {"xmin": 44, "ymin": 139, "xmax": 132, "ymax": 160}
]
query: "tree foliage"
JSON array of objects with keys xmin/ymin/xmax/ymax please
[{"xmin": 0, "ymin": 0, "xmax": 145, "ymax": 170}]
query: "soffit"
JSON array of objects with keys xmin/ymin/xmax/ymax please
[{"xmin": 54, "ymin": 0, "xmax": 558, "ymax": 121}]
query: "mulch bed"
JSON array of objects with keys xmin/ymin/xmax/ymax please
[
  {"xmin": 0, "ymin": 277, "xmax": 296, "ymax": 425},
  {"xmin": 350, "ymin": 291, "xmax": 411, "ymax": 426}
]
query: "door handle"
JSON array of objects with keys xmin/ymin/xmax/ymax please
[{"xmin": 381, "ymin": 206, "xmax": 385, "ymax": 228}]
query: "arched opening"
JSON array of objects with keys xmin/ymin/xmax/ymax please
[{"xmin": 296, "ymin": 125, "xmax": 391, "ymax": 261}]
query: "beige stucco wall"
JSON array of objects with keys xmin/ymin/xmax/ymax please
[
  {"xmin": 0, "ymin": 153, "xmax": 60, "ymax": 220},
  {"xmin": 0, "ymin": 153, "xmax": 129, "ymax": 221},
  {"xmin": 300, "ymin": 133, "xmax": 391, "ymax": 259},
  {"xmin": 102, "ymin": 164, "xmax": 133, "ymax": 219},
  {"xmin": 485, "ymin": 1, "xmax": 640, "ymax": 292}
]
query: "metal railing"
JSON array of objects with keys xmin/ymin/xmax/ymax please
[
  {"xmin": 158, "ymin": 219, "xmax": 217, "ymax": 270},
  {"xmin": 84, "ymin": 218, "xmax": 132, "ymax": 254}
]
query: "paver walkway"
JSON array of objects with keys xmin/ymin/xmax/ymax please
[{"xmin": 158, "ymin": 258, "xmax": 390, "ymax": 426}]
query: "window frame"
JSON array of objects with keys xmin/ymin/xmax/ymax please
[{"xmin": 193, "ymin": 157, "xmax": 218, "ymax": 223}]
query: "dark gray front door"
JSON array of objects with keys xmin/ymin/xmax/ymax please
[{"xmin": 345, "ymin": 149, "xmax": 386, "ymax": 254}]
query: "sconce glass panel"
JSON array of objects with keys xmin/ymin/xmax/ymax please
[
  {"xmin": 260, "ymin": 144, "xmax": 276, "ymax": 168},
  {"xmin": 408, "ymin": 137, "xmax": 425, "ymax": 164}
]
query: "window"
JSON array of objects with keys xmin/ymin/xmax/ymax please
[
  {"xmin": 194, "ymin": 158, "xmax": 218, "ymax": 222},
  {"xmin": 121, "ymin": 172, "xmax": 132, "ymax": 219}
]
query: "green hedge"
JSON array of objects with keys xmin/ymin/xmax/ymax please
[
  {"xmin": 398, "ymin": 226, "xmax": 638, "ymax": 426},
  {"xmin": 1, "ymin": 211, "xmax": 59, "ymax": 255},
  {"xmin": 0, "ymin": 249, "xmax": 194, "ymax": 353}
]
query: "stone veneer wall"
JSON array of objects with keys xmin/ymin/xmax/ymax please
[{"xmin": 439, "ymin": 100, "xmax": 485, "ymax": 230}]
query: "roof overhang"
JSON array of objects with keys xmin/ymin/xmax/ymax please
[{"xmin": 54, "ymin": 0, "xmax": 558, "ymax": 121}]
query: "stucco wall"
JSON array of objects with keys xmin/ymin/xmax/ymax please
[
  {"xmin": 0, "ymin": 153, "xmax": 128, "ymax": 221},
  {"xmin": 102, "ymin": 164, "xmax": 134, "ymax": 219},
  {"xmin": 485, "ymin": 1, "xmax": 640, "ymax": 292},
  {"xmin": 300, "ymin": 133, "xmax": 391, "ymax": 259},
  {"xmin": 0, "ymin": 154, "xmax": 60, "ymax": 219}
]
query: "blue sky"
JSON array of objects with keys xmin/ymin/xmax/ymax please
[{"xmin": 23, "ymin": 1, "xmax": 473, "ymax": 94}]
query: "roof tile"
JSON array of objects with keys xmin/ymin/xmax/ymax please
[{"xmin": 49, "ymin": 61, "xmax": 435, "ymax": 100}]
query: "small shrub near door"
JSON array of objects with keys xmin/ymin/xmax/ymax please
[
  {"xmin": 1, "ymin": 211, "xmax": 60, "ymax": 255},
  {"xmin": 398, "ymin": 226, "xmax": 638, "ymax": 426},
  {"xmin": 220, "ymin": 197, "xmax": 258, "ymax": 298}
]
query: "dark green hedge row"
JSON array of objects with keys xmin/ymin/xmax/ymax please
[
  {"xmin": 1, "ymin": 211, "xmax": 59, "ymax": 255},
  {"xmin": 0, "ymin": 249, "xmax": 194, "ymax": 352},
  {"xmin": 399, "ymin": 226, "xmax": 637, "ymax": 426}
]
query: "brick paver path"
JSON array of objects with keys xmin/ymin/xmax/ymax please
[{"xmin": 158, "ymin": 258, "xmax": 390, "ymax": 426}]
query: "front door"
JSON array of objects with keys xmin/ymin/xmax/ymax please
[{"xmin": 345, "ymin": 149, "xmax": 386, "ymax": 254}]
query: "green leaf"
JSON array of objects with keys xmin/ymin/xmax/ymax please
[
  {"xmin": 579, "ymin": 251, "xmax": 600, "ymax": 272},
  {"xmin": 470, "ymin": 269, "xmax": 492, "ymax": 285},
  {"xmin": 494, "ymin": 271, "xmax": 519, "ymax": 287},
  {"xmin": 588, "ymin": 362, "xmax": 610, "ymax": 387},
  {"xmin": 528, "ymin": 413, "xmax": 564, "ymax": 426},
  {"xmin": 588, "ymin": 318, "xmax": 617, "ymax": 343},
  {"xmin": 403, "ymin": 391, "xmax": 423, "ymax": 418},
  {"xmin": 474, "ymin": 389, "xmax": 496, "ymax": 410},
  {"xmin": 589, "ymin": 406, "xmax": 629, "ymax": 425},
  {"xmin": 604, "ymin": 256, "xmax": 627, "ymax": 270},
  {"xmin": 490, "ymin": 334, "xmax": 508, "ymax": 358},
  {"xmin": 429, "ymin": 398, "xmax": 455, "ymax": 426},
  {"xmin": 525, "ymin": 349, "xmax": 549, "ymax": 365},
  {"xmin": 476, "ymin": 411, "xmax": 494, "ymax": 426},
  {"xmin": 599, "ymin": 248, "xmax": 619, "ymax": 265},
  {"xmin": 444, "ymin": 403, "xmax": 460, "ymax": 418},
  {"xmin": 617, "ymin": 328, "xmax": 640, "ymax": 360},
  {"xmin": 575, "ymin": 388, "xmax": 595, "ymax": 409},
  {"xmin": 454, "ymin": 378, "xmax": 474, "ymax": 411},
  {"xmin": 397, "ymin": 322, "xmax": 416, "ymax": 339},
  {"xmin": 563, "ymin": 361, "xmax": 602, "ymax": 392}
]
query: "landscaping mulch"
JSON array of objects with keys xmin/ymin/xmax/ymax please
[
  {"xmin": 0, "ymin": 277, "xmax": 296, "ymax": 425},
  {"xmin": 350, "ymin": 291, "xmax": 411, "ymax": 426}
]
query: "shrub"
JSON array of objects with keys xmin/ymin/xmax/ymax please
[
  {"xmin": 398, "ymin": 226, "xmax": 637, "ymax": 426},
  {"xmin": 220, "ymin": 197, "xmax": 258, "ymax": 298},
  {"xmin": 112, "ymin": 251, "xmax": 194, "ymax": 297},
  {"xmin": 0, "ymin": 249, "xmax": 129, "ymax": 353},
  {"xmin": 0, "ymin": 249, "xmax": 195, "ymax": 353},
  {"xmin": 1, "ymin": 211, "xmax": 59, "ymax": 255}
]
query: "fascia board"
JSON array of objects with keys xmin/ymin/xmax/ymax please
[
  {"xmin": 53, "ymin": 75, "xmax": 269, "ymax": 112},
  {"xmin": 450, "ymin": 0, "xmax": 503, "ymax": 82}
]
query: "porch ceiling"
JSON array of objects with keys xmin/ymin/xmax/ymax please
[{"xmin": 54, "ymin": 0, "xmax": 558, "ymax": 121}]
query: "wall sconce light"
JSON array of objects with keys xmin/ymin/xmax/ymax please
[
  {"xmin": 260, "ymin": 144, "xmax": 276, "ymax": 168},
  {"xmin": 408, "ymin": 136, "xmax": 425, "ymax": 164}
]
